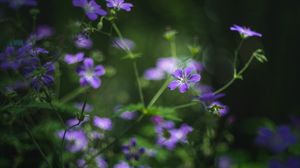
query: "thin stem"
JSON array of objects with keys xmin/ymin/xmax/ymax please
[
  {"xmin": 60, "ymin": 87, "xmax": 88, "ymax": 103},
  {"xmin": 111, "ymin": 22, "xmax": 145, "ymax": 107},
  {"xmin": 238, "ymin": 54, "xmax": 255, "ymax": 75},
  {"xmin": 170, "ymin": 40, "xmax": 177, "ymax": 57},
  {"xmin": 133, "ymin": 61, "xmax": 145, "ymax": 106},
  {"xmin": 213, "ymin": 78, "xmax": 236, "ymax": 94},
  {"xmin": 81, "ymin": 114, "xmax": 145, "ymax": 167},
  {"xmin": 147, "ymin": 78, "xmax": 171, "ymax": 108},
  {"xmin": 174, "ymin": 102, "xmax": 199, "ymax": 110},
  {"xmin": 233, "ymin": 39, "xmax": 244, "ymax": 74},
  {"xmin": 24, "ymin": 122, "xmax": 52, "ymax": 168}
]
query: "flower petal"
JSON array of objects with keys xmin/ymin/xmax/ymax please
[
  {"xmin": 168, "ymin": 80, "xmax": 180, "ymax": 90},
  {"xmin": 94, "ymin": 65, "xmax": 105, "ymax": 76},
  {"xmin": 188, "ymin": 74, "xmax": 201, "ymax": 83},
  {"xmin": 83, "ymin": 58, "xmax": 94, "ymax": 69},
  {"xmin": 178, "ymin": 83, "xmax": 189, "ymax": 93}
]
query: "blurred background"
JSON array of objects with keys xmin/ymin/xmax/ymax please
[{"xmin": 1, "ymin": 0, "xmax": 300, "ymax": 167}]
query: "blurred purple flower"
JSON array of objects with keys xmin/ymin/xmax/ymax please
[
  {"xmin": 155, "ymin": 120, "xmax": 193, "ymax": 150},
  {"xmin": 93, "ymin": 116, "xmax": 112, "ymax": 130},
  {"xmin": 77, "ymin": 58, "xmax": 105, "ymax": 89},
  {"xmin": 122, "ymin": 138, "xmax": 145, "ymax": 161},
  {"xmin": 74, "ymin": 102, "xmax": 93, "ymax": 112},
  {"xmin": 256, "ymin": 125, "xmax": 297, "ymax": 153},
  {"xmin": 168, "ymin": 67, "xmax": 201, "ymax": 93},
  {"xmin": 113, "ymin": 38, "xmax": 135, "ymax": 51},
  {"xmin": 28, "ymin": 62, "xmax": 55, "ymax": 91},
  {"xmin": 95, "ymin": 156, "xmax": 108, "ymax": 168},
  {"xmin": 64, "ymin": 52, "xmax": 84, "ymax": 64},
  {"xmin": 0, "ymin": 45, "xmax": 32, "ymax": 70},
  {"xmin": 156, "ymin": 57, "xmax": 178, "ymax": 74},
  {"xmin": 57, "ymin": 130, "xmax": 88, "ymax": 152},
  {"xmin": 120, "ymin": 111, "xmax": 137, "ymax": 120},
  {"xmin": 144, "ymin": 68, "xmax": 165, "ymax": 80},
  {"xmin": 72, "ymin": 0, "xmax": 107, "ymax": 20},
  {"xmin": 217, "ymin": 156, "xmax": 233, "ymax": 168},
  {"xmin": 75, "ymin": 34, "xmax": 93, "ymax": 49},
  {"xmin": 106, "ymin": 0, "xmax": 133, "ymax": 12},
  {"xmin": 269, "ymin": 157, "xmax": 300, "ymax": 168},
  {"xmin": 114, "ymin": 161, "xmax": 131, "ymax": 168},
  {"xmin": 0, "ymin": 0, "xmax": 37, "ymax": 9},
  {"xmin": 90, "ymin": 131, "xmax": 104, "ymax": 139},
  {"xmin": 27, "ymin": 25, "xmax": 54, "ymax": 43},
  {"xmin": 230, "ymin": 25, "xmax": 262, "ymax": 38},
  {"xmin": 66, "ymin": 116, "xmax": 89, "ymax": 127}
]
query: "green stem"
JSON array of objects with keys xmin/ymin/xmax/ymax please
[
  {"xmin": 174, "ymin": 102, "xmax": 199, "ymax": 110},
  {"xmin": 133, "ymin": 61, "xmax": 145, "ymax": 106},
  {"xmin": 24, "ymin": 122, "xmax": 52, "ymax": 168},
  {"xmin": 170, "ymin": 40, "xmax": 177, "ymax": 57},
  {"xmin": 147, "ymin": 78, "xmax": 171, "ymax": 108},
  {"xmin": 60, "ymin": 87, "xmax": 88, "ymax": 103},
  {"xmin": 214, "ymin": 52, "xmax": 256, "ymax": 94},
  {"xmin": 233, "ymin": 39, "xmax": 244, "ymax": 74},
  {"xmin": 111, "ymin": 22, "xmax": 145, "ymax": 106}
]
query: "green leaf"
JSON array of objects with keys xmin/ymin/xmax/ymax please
[{"xmin": 253, "ymin": 49, "xmax": 267, "ymax": 63}]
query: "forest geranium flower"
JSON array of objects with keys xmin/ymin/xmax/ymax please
[
  {"xmin": 64, "ymin": 52, "xmax": 84, "ymax": 64},
  {"xmin": 122, "ymin": 138, "xmax": 145, "ymax": 161},
  {"xmin": 93, "ymin": 116, "xmax": 112, "ymax": 130},
  {"xmin": 28, "ymin": 62, "xmax": 55, "ymax": 91},
  {"xmin": 106, "ymin": 0, "xmax": 133, "ymax": 12},
  {"xmin": 113, "ymin": 38, "xmax": 135, "ymax": 51},
  {"xmin": 208, "ymin": 101, "xmax": 229, "ymax": 116},
  {"xmin": 77, "ymin": 58, "xmax": 105, "ymax": 89},
  {"xmin": 255, "ymin": 125, "xmax": 297, "ymax": 153},
  {"xmin": 74, "ymin": 102, "xmax": 93, "ymax": 112},
  {"xmin": 27, "ymin": 25, "xmax": 54, "ymax": 44},
  {"xmin": 120, "ymin": 111, "xmax": 137, "ymax": 120},
  {"xmin": 168, "ymin": 67, "xmax": 201, "ymax": 93},
  {"xmin": 75, "ymin": 34, "xmax": 93, "ymax": 49},
  {"xmin": 58, "ymin": 130, "xmax": 88, "ymax": 152},
  {"xmin": 230, "ymin": 25, "xmax": 262, "ymax": 38},
  {"xmin": 72, "ymin": 0, "xmax": 107, "ymax": 20},
  {"xmin": 114, "ymin": 161, "xmax": 131, "ymax": 168}
]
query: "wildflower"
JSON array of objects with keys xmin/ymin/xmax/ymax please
[
  {"xmin": 217, "ymin": 156, "xmax": 233, "ymax": 168},
  {"xmin": 256, "ymin": 126, "xmax": 297, "ymax": 153},
  {"xmin": 114, "ymin": 161, "xmax": 131, "ymax": 168},
  {"xmin": 120, "ymin": 111, "xmax": 137, "ymax": 120},
  {"xmin": 156, "ymin": 57, "xmax": 178, "ymax": 74},
  {"xmin": 113, "ymin": 38, "xmax": 135, "ymax": 51},
  {"xmin": 74, "ymin": 102, "xmax": 94, "ymax": 112},
  {"xmin": 122, "ymin": 138, "xmax": 145, "ymax": 161},
  {"xmin": 0, "ymin": 0, "xmax": 37, "ymax": 9},
  {"xmin": 199, "ymin": 92, "xmax": 225, "ymax": 104},
  {"xmin": 72, "ymin": 0, "xmax": 107, "ymax": 21},
  {"xmin": 75, "ymin": 34, "xmax": 93, "ymax": 49},
  {"xmin": 95, "ymin": 156, "xmax": 108, "ymax": 168},
  {"xmin": 77, "ymin": 58, "xmax": 105, "ymax": 89},
  {"xmin": 27, "ymin": 62, "xmax": 55, "ymax": 91},
  {"xmin": 155, "ymin": 120, "xmax": 193, "ymax": 150},
  {"xmin": 208, "ymin": 101, "xmax": 229, "ymax": 116},
  {"xmin": 64, "ymin": 52, "xmax": 84, "ymax": 64},
  {"xmin": 230, "ymin": 25, "xmax": 262, "ymax": 38},
  {"xmin": 0, "ymin": 45, "xmax": 33, "ymax": 70},
  {"xmin": 168, "ymin": 67, "xmax": 201, "ymax": 93},
  {"xmin": 57, "ymin": 130, "xmax": 88, "ymax": 152},
  {"xmin": 93, "ymin": 116, "xmax": 112, "ymax": 130},
  {"xmin": 27, "ymin": 25, "xmax": 54, "ymax": 44},
  {"xmin": 144, "ymin": 68, "xmax": 165, "ymax": 80},
  {"xmin": 106, "ymin": 0, "xmax": 133, "ymax": 12}
]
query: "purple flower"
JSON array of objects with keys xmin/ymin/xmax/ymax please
[
  {"xmin": 122, "ymin": 138, "xmax": 145, "ymax": 161},
  {"xmin": 27, "ymin": 25, "xmax": 54, "ymax": 43},
  {"xmin": 168, "ymin": 67, "xmax": 201, "ymax": 93},
  {"xmin": 72, "ymin": 0, "xmax": 107, "ymax": 20},
  {"xmin": 155, "ymin": 120, "xmax": 193, "ymax": 150},
  {"xmin": 256, "ymin": 126, "xmax": 297, "ymax": 153},
  {"xmin": 95, "ymin": 156, "xmax": 108, "ymax": 168},
  {"xmin": 156, "ymin": 57, "xmax": 178, "ymax": 74},
  {"xmin": 199, "ymin": 92, "xmax": 225, "ymax": 104},
  {"xmin": 106, "ymin": 0, "xmax": 133, "ymax": 12},
  {"xmin": 230, "ymin": 25, "xmax": 262, "ymax": 38},
  {"xmin": 28, "ymin": 62, "xmax": 55, "ymax": 91},
  {"xmin": 93, "ymin": 116, "xmax": 112, "ymax": 130},
  {"xmin": 269, "ymin": 157, "xmax": 300, "ymax": 168},
  {"xmin": 114, "ymin": 161, "xmax": 131, "ymax": 168},
  {"xmin": 217, "ymin": 156, "xmax": 233, "ymax": 168},
  {"xmin": 77, "ymin": 58, "xmax": 105, "ymax": 89},
  {"xmin": 57, "ymin": 130, "xmax": 88, "ymax": 152},
  {"xmin": 74, "ymin": 102, "xmax": 94, "ymax": 112},
  {"xmin": 209, "ymin": 101, "xmax": 229, "ymax": 116},
  {"xmin": 144, "ymin": 68, "xmax": 165, "ymax": 80},
  {"xmin": 113, "ymin": 38, "xmax": 135, "ymax": 51},
  {"xmin": 90, "ymin": 131, "xmax": 104, "ymax": 139},
  {"xmin": 0, "ymin": 0, "xmax": 37, "ymax": 9},
  {"xmin": 75, "ymin": 34, "xmax": 93, "ymax": 49},
  {"xmin": 120, "ymin": 111, "xmax": 137, "ymax": 120},
  {"xmin": 64, "ymin": 52, "xmax": 84, "ymax": 64},
  {"xmin": 66, "ymin": 116, "xmax": 89, "ymax": 127}
]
